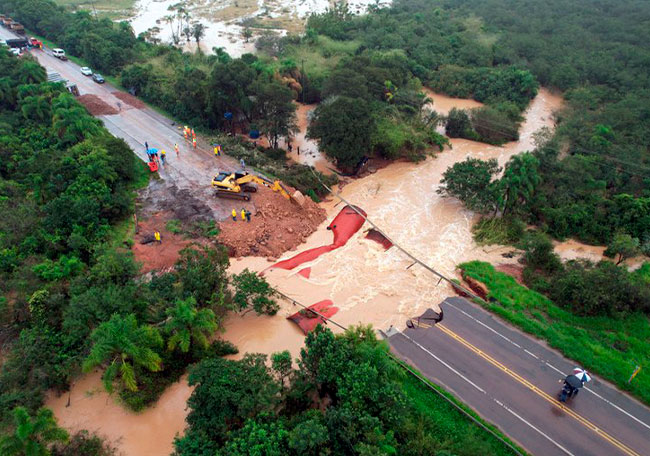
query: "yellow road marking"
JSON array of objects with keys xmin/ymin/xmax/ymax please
[{"xmin": 417, "ymin": 321, "xmax": 640, "ymax": 456}]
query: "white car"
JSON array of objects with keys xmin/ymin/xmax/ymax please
[
  {"xmin": 10, "ymin": 48, "xmax": 20, "ymax": 56},
  {"xmin": 80, "ymin": 66, "xmax": 93, "ymax": 76}
]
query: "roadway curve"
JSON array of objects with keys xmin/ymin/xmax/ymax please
[
  {"xmin": 388, "ymin": 297, "xmax": 650, "ymax": 456},
  {"xmin": 1, "ymin": 26, "xmax": 239, "ymax": 219}
]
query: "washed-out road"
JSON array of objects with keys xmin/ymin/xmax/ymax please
[{"xmin": 388, "ymin": 297, "xmax": 650, "ymax": 456}]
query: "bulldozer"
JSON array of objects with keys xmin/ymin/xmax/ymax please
[{"xmin": 212, "ymin": 171, "xmax": 303, "ymax": 205}]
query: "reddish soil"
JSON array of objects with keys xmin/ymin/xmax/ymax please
[
  {"xmin": 77, "ymin": 94, "xmax": 118, "ymax": 115},
  {"xmin": 132, "ymin": 212, "xmax": 194, "ymax": 274},
  {"xmin": 217, "ymin": 186, "xmax": 326, "ymax": 258},
  {"xmin": 495, "ymin": 263, "xmax": 525, "ymax": 285},
  {"xmin": 112, "ymin": 91, "xmax": 146, "ymax": 109}
]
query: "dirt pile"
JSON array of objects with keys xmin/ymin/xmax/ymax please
[
  {"xmin": 112, "ymin": 91, "xmax": 146, "ymax": 109},
  {"xmin": 132, "ymin": 211, "xmax": 194, "ymax": 273},
  {"xmin": 218, "ymin": 186, "xmax": 326, "ymax": 258},
  {"xmin": 78, "ymin": 94, "xmax": 118, "ymax": 115}
]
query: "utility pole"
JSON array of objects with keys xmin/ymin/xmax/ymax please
[{"xmin": 301, "ymin": 58, "xmax": 305, "ymax": 104}]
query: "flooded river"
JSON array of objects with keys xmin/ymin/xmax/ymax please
[{"xmin": 46, "ymin": 88, "xmax": 563, "ymax": 455}]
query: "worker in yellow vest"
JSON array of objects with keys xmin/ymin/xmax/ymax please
[
  {"xmin": 231, "ymin": 208, "xmax": 237, "ymax": 221},
  {"xmin": 154, "ymin": 231, "xmax": 161, "ymax": 243},
  {"xmin": 241, "ymin": 208, "xmax": 246, "ymax": 221}
]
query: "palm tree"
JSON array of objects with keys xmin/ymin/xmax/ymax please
[
  {"xmin": 498, "ymin": 152, "xmax": 541, "ymax": 216},
  {"xmin": 0, "ymin": 407, "xmax": 68, "ymax": 456},
  {"xmin": 82, "ymin": 314, "xmax": 163, "ymax": 393},
  {"xmin": 165, "ymin": 297, "xmax": 218, "ymax": 353},
  {"xmin": 21, "ymin": 95, "xmax": 51, "ymax": 122},
  {"xmin": 53, "ymin": 106, "xmax": 101, "ymax": 145},
  {"xmin": 191, "ymin": 23, "xmax": 206, "ymax": 47},
  {"xmin": 0, "ymin": 76, "xmax": 15, "ymax": 108},
  {"xmin": 16, "ymin": 61, "xmax": 46, "ymax": 85}
]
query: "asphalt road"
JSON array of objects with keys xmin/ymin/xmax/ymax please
[
  {"xmin": 388, "ymin": 297, "xmax": 650, "ymax": 456},
  {"xmin": 1, "ymin": 26, "xmax": 240, "ymax": 219}
]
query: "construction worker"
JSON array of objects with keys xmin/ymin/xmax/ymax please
[
  {"xmin": 145, "ymin": 141, "xmax": 149, "ymax": 152},
  {"xmin": 241, "ymin": 208, "xmax": 246, "ymax": 221},
  {"xmin": 240, "ymin": 158, "xmax": 246, "ymax": 169},
  {"xmin": 214, "ymin": 145, "xmax": 221, "ymax": 156},
  {"xmin": 160, "ymin": 149, "xmax": 166, "ymax": 166},
  {"xmin": 192, "ymin": 137, "xmax": 197, "ymax": 149},
  {"xmin": 245, "ymin": 210, "xmax": 251, "ymax": 223},
  {"xmin": 231, "ymin": 208, "xmax": 237, "ymax": 221},
  {"xmin": 154, "ymin": 231, "xmax": 161, "ymax": 244},
  {"xmin": 174, "ymin": 143, "xmax": 180, "ymax": 158},
  {"xmin": 183, "ymin": 126, "xmax": 188, "ymax": 140},
  {"xmin": 191, "ymin": 128, "xmax": 196, "ymax": 140}
]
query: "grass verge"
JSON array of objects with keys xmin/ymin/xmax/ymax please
[
  {"xmin": 399, "ymin": 362, "xmax": 525, "ymax": 455},
  {"xmin": 459, "ymin": 261, "xmax": 650, "ymax": 405}
]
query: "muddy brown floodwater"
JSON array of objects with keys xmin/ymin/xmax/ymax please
[{"xmin": 46, "ymin": 88, "xmax": 563, "ymax": 456}]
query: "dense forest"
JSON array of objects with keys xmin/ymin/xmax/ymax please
[
  {"xmin": 173, "ymin": 325, "xmax": 517, "ymax": 456},
  {"xmin": 0, "ymin": 47, "xmax": 283, "ymax": 443}
]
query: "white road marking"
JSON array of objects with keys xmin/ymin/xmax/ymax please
[
  {"xmin": 446, "ymin": 299, "xmax": 650, "ymax": 432},
  {"xmin": 398, "ymin": 330, "xmax": 575, "ymax": 456}
]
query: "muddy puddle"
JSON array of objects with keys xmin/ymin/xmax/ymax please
[{"xmin": 47, "ymin": 88, "xmax": 563, "ymax": 456}]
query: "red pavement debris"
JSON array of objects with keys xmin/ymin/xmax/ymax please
[
  {"xmin": 266, "ymin": 205, "xmax": 366, "ymax": 272},
  {"xmin": 288, "ymin": 300, "xmax": 339, "ymax": 334},
  {"xmin": 77, "ymin": 94, "xmax": 118, "ymax": 115},
  {"xmin": 297, "ymin": 267, "xmax": 311, "ymax": 278},
  {"xmin": 365, "ymin": 228, "xmax": 393, "ymax": 250},
  {"xmin": 112, "ymin": 91, "xmax": 146, "ymax": 109}
]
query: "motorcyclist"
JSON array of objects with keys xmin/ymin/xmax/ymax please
[{"xmin": 560, "ymin": 367, "xmax": 591, "ymax": 402}]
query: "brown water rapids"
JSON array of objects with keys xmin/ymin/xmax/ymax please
[{"xmin": 46, "ymin": 88, "xmax": 564, "ymax": 455}]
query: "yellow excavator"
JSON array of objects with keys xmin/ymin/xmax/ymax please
[{"xmin": 211, "ymin": 171, "xmax": 297, "ymax": 203}]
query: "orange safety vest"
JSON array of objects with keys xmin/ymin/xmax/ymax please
[{"xmin": 192, "ymin": 138, "xmax": 197, "ymax": 148}]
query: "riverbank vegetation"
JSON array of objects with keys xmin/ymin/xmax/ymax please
[
  {"xmin": 460, "ymin": 259, "xmax": 650, "ymax": 405},
  {"xmin": 0, "ymin": 48, "xmax": 278, "ymax": 441},
  {"xmin": 174, "ymin": 325, "xmax": 521, "ymax": 456}
]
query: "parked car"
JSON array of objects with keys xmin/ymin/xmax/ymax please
[
  {"xmin": 80, "ymin": 66, "xmax": 93, "ymax": 76},
  {"xmin": 92, "ymin": 73, "xmax": 105, "ymax": 84},
  {"xmin": 10, "ymin": 48, "xmax": 20, "ymax": 56},
  {"xmin": 52, "ymin": 48, "xmax": 67, "ymax": 60}
]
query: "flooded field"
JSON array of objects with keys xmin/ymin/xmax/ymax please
[
  {"xmin": 47, "ymin": 88, "xmax": 563, "ymax": 456},
  {"xmin": 128, "ymin": 0, "xmax": 391, "ymax": 56}
]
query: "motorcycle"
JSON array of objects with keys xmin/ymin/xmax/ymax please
[{"xmin": 558, "ymin": 374, "xmax": 583, "ymax": 402}]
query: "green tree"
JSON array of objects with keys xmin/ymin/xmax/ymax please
[
  {"xmin": 16, "ymin": 61, "xmax": 46, "ymax": 84},
  {"xmin": 231, "ymin": 269, "xmax": 279, "ymax": 315},
  {"xmin": 498, "ymin": 152, "xmax": 541, "ymax": 216},
  {"xmin": 181, "ymin": 354, "xmax": 278, "ymax": 441},
  {"xmin": 215, "ymin": 417, "xmax": 289, "ymax": 456},
  {"xmin": 605, "ymin": 233, "xmax": 641, "ymax": 265},
  {"xmin": 20, "ymin": 95, "xmax": 51, "ymax": 122},
  {"xmin": 191, "ymin": 23, "xmax": 205, "ymax": 46},
  {"xmin": 82, "ymin": 314, "xmax": 163, "ymax": 392},
  {"xmin": 308, "ymin": 96, "xmax": 374, "ymax": 170},
  {"xmin": 52, "ymin": 106, "xmax": 101, "ymax": 145},
  {"xmin": 175, "ymin": 246, "xmax": 229, "ymax": 307},
  {"xmin": 0, "ymin": 407, "xmax": 68, "ymax": 456},
  {"xmin": 251, "ymin": 80, "xmax": 297, "ymax": 149},
  {"xmin": 445, "ymin": 108, "xmax": 476, "ymax": 139},
  {"xmin": 438, "ymin": 158, "xmax": 500, "ymax": 214},
  {"xmin": 271, "ymin": 351, "xmax": 292, "ymax": 390},
  {"xmin": 164, "ymin": 297, "xmax": 218, "ymax": 353}
]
